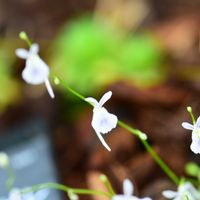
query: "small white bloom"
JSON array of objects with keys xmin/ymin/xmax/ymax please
[
  {"xmin": 0, "ymin": 187, "xmax": 50, "ymax": 200},
  {"xmin": 85, "ymin": 91, "xmax": 118, "ymax": 151},
  {"xmin": 162, "ymin": 182, "xmax": 200, "ymax": 200},
  {"xmin": 0, "ymin": 152, "xmax": 9, "ymax": 168},
  {"xmin": 112, "ymin": 179, "xmax": 152, "ymax": 200},
  {"xmin": 16, "ymin": 43, "xmax": 55, "ymax": 98},
  {"xmin": 182, "ymin": 116, "xmax": 200, "ymax": 154},
  {"xmin": 9, "ymin": 189, "xmax": 22, "ymax": 200}
]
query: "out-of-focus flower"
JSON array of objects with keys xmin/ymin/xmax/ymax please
[
  {"xmin": 112, "ymin": 179, "xmax": 152, "ymax": 200},
  {"xmin": 162, "ymin": 182, "xmax": 200, "ymax": 200},
  {"xmin": 85, "ymin": 91, "xmax": 118, "ymax": 151},
  {"xmin": 0, "ymin": 152, "xmax": 9, "ymax": 168},
  {"xmin": 0, "ymin": 188, "xmax": 50, "ymax": 200},
  {"xmin": 15, "ymin": 43, "xmax": 55, "ymax": 98},
  {"xmin": 8, "ymin": 189, "xmax": 22, "ymax": 200},
  {"xmin": 182, "ymin": 116, "xmax": 200, "ymax": 154}
]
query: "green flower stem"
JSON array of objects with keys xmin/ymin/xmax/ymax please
[
  {"xmin": 117, "ymin": 120, "xmax": 180, "ymax": 185},
  {"xmin": 100, "ymin": 174, "xmax": 116, "ymax": 196},
  {"xmin": 19, "ymin": 32, "xmax": 32, "ymax": 47},
  {"xmin": 56, "ymin": 76, "xmax": 180, "ymax": 185},
  {"xmin": 21, "ymin": 182, "xmax": 111, "ymax": 198},
  {"xmin": 5, "ymin": 165, "xmax": 16, "ymax": 190},
  {"xmin": 187, "ymin": 106, "xmax": 196, "ymax": 125}
]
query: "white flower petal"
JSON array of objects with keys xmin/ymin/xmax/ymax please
[
  {"xmin": 182, "ymin": 122, "xmax": 194, "ymax": 130},
  {"xmin": 190, "ymin": 140, "xmax": 200, "ymax": 154},
  {"xmin": 35, "ymin": 189, "xmax": 50, "ymax": 200},
  {"xmin": 85, "ymin": 97, "xmax": 99, "ymax": 107},
  {"xmin": 123, "ymin": 179, "xmax": 133, "ymax": 196},
  {"xmin": 112, "ymin": 195, "xmax": 127, "ymax": 200},
  {"xmin": 9, "ymin": 189, "xmax": 21, "ymax": 200},
  {"xmin": 30, "ymin": 43, "xmax": 39, "ymax": 54},
  {"xmin": 95, "ymin": 131, "xmax": 111, "ymax": 151},
  {"xmin": 15, "ymin": 49, "xmax": 29, "ymax": 59},
  {"xmin": 22, "ymin": 192, "xmax": 35, "ymax": 200},
  {"xmin": 92, "ymin": 108, "xmax": 118, "ymax": 134},
  {"xmin": 140, "ymin": 198, "xmax": 152, "ymax": 200},
  {"xmin": 162, "ymin": 190, "xmax": 177, "ymax": 198},
  {"xmin": 45, "ymin": 79, "xmax": 55, "ymax": 98},
  {"xmin": 22, "ymin": 55, "xmax": 49, "ymax": 85},
  {"xmin": 99, "ymin": 91, "xmax": 112, "ymax": 107},
  {"xmin": 195, "ymin": 116, "xmax": 200, "ymax": 128}
]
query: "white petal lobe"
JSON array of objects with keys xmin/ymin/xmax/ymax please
[
  {"xmin": 123, "ymin": 179, "xmax": 133, "ymax": 196},
  {"xmin": 99, "ymin": 91, "xmax": 112, "ymax": 107},
  {"xmin": 85, "ymin": 97, "xmax": 99, "ymax": 107},
  {"xmin": 95, "ymin": 131, "xmax": 111, "ymax": 151},
  {"xmin": 15, "ymin": 49, "xmax": 29, "ymax": 59},
  {"xmin": 182, "ymin": 122, "xmax": 194, "ymax": 130},
  {"xmin": 45, "ymin": 79, "xmax": 55, "ymax": 98},
  {"xmin": 162, "ymin": 190, "xmax": 177, "ymax": 198},
  {"xmin": 30, "ymin": 43, "xmax": 39, "ymax": 54}
]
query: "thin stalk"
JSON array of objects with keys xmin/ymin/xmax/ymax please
[
  {"xmin": 19, "ymin": 32, "xmax": 32, "ymax": 47},
  {"xmin": 187, "ymin": 106, "xmax": 196, "ymax": 125},
  {"xmin": 5, "ymin": 165, "xmax": 16, "ymax": 190},
  {"xmin": 117, "ymin": 120, "xmax": 180, "ymax": 185},
  {"xmin": 100, "ymin": 174, "xmax": 116, "ymax": 196},
  {"xmin": 56, "ymin": 77, "xmax": 86, "ymax": 101},
  {"xmin": 21, "ymin": 182, "xmax": 111, "ymax": 198},
  {"xmin": 56, "ymin": 76, "xmax": 180, "ymax": 185}
]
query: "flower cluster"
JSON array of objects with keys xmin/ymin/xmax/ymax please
[{"xmin": 15, "ymin": 37, "xmax": 200, "ymax": 200}]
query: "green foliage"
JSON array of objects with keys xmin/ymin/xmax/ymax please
[
  {"xmin": 51, "ymin": 17, "xmax": 166, "ymax": 95},
  {"xmin": 0, "ymin": 47, "xmax": 21, "ymax": 113}
]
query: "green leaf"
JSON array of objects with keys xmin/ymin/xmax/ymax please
[{"xmin": 50, "ymin": 16, "xmax": 166, "ymax": 95}]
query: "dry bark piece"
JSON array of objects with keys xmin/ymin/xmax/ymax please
[
  {"xmin": 127, "ymin": 152, "xmax": 156, "ymax": 188},
  {"xmin": 153, "ymin": 15, "xmax": 200, "ymax": 59},
  {"xmin": 109, "ymin": 81, "xmax": 187, "ymax": 106}
]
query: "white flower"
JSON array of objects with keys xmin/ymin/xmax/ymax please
[
  {"xmin": 162, "ymin": 182, "xmax": 200, "ymax": 200},
  {"xmin": 182, "ymin": 116, "xmax": 200, "ymax": 154},
  {"xmin": 16, "ymin": 43, "xmax": 55, "ymax": 98},
  {"xmin": 1, "ymin": 188, "xmax": 50, "ymax": 200},
  {"xmin": 8, "ymin": 189, "xmax": 22, "ymax": 200},
  {"xmin": 85, "ymin": 91, "xmax": 118, "ymax": 151},
  {"xmin": 112, "ymin": 179, "xmax": 152, "ymax": 200}
]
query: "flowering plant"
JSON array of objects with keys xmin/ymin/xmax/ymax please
[{"xmin": 1, "ymin": 31, "xmax": 200, "ymax": 200}]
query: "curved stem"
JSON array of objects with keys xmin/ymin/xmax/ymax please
[
  {"xmin": 55, "ymin": 76, "xmax": 180, "ymax": 185},
  {"xmin": 21, "ymin": 182, "xmax": 112, "ymax": 198},
  {"xmin": 5, "ymin": 165, "xmax": 15, "ymax": 190},
  {"xmin": 117, "ymin": 120, "xmax": 180, "ymax": 185},
  {"xmin": 100, "ymin": 174, "xmax": 116, "ymax": 196}
]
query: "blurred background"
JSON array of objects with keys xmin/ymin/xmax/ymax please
[{"xmin": 0, "ymin": 0, "xmax": 200, "ymax": 199}]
